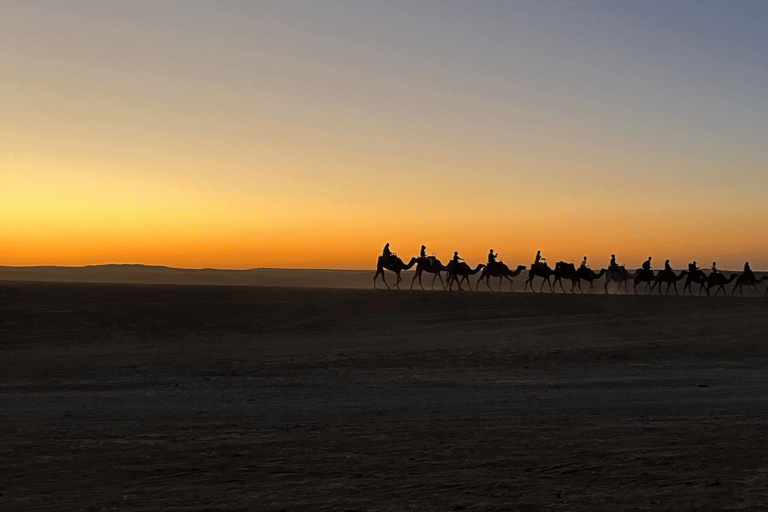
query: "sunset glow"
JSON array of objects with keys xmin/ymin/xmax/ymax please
[{"xmin": 3, "ymin": 1, "xmax": 767, "ymax": 270}]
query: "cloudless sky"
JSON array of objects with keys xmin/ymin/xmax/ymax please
[{"xmin": 3, "ymin": 1, "xmax": 766, "ymax": 269}]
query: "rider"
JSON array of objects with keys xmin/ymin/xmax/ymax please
[
  {"xmin": 610, "ymin": 254, "xmax": 619, "ymax": 271},
  {"xmin": 382, "ymin": 243, "xmax": 393, "ymax": 260},
  {"xmin": 534, "ymin": 250, "xmax": 546, "ymax": 269},
  {"xmin": 642, "ymin": 256, "xmax": 652, "ymax": 272},
  {"xmin": 664, "ymin": 259, "xmax": 673, "ymax": 275},
  {"xmin": 711, "ymin": 261, "xmax": 719, "ymax": 274},
  {"xmin": 420, "ymin": 245, "xmax": 427, "ymax": 259},
  {"xmin": 488, "ymin": 249, "xmax": 498, "ymax": 266},
  {"xmin": 744, "ymin": 261, "xmax": 755, "ymax": 282},
  {"xmin": 452, "ymin": 251, "xmax": 464, "ymax": 266},
  {"xmin": 580, "ymin": 256, "xmax": 589, "ymax": 270},
  {"xmin": 688, "ymin": 261, "xmax": 699, "ymax": 273}
]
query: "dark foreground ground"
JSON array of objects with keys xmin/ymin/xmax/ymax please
[{"xmin": 2, "ymin": 281, "xmax": 768, "ymax": 511}]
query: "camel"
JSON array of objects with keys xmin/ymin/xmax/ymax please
[
  {"xmin": 650, "ymin": 270, "xmax": 688, "ymax": 295},
  {"xmin": 633, "ymin": 268, "xmax": 656, "ymax": 294},
  {"xmin": 524, "ymin": 263, "xmax": 555, "ymax": 293},
  {"xmin": 732, "ymin": 274, "xmax": 768, "ymax": 297},
  {"xmin": 411, "ymin": 257, "xmax": 449, "ymax": 290},
  {"xmin": 604, "ymin": 266, "xmax": 639, "ymax": 294},
  {"xmin": 446, "ymin": 262, "xmax": 485, "ymax": 291},
  {"xmin": 476, "ymin": 263, "xmax": 527, "ymax": 292},
  {"xmin": 704, "ymin": 272, "xmax": 739, "ymax": 297},
  {"xmin": 576, "ymin": 267, "xmax": 607, "ymax": 293},
  {"xmin": 373, "ymin": 255, "xmax": 418, "ymax": 289},
  {"xmin": 682, "ymin": 268, "xmax": 708, "ymax": 296},
  {"xmin": 552, "ymin": 262, "xmax": 579, "ymax": 293}
]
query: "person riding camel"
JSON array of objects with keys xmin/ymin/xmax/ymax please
[
  {"xmin": 420, "ymin": 245, "xmax": 427, "ymax": 259},
  {"xmin": 744, "ymin": 261, "xmax": 755, "ymax": 283},
  {"xmin": 610, "ymin": 254, "xmax": 620, "ymax": 271},
  {"xmin": 580, "ymin": 256, "xmax": 589, "ymax": 270},
  {"xmin": 711, "ymin": 261, "xmax": 719, "ymax": 274},
  {"xmin": 688, "ymin": 261, "xmax": 699, "ymax": 273},
  {"xmin": 642, "ymin": 256, "xmax": 652, "ymax": 272},
  {"xmin": 664, "ymin": 259, "xmax": 673, "ymax": 276},
  {"xmin": 382, "ymin": 243, "xmax": 394, "ymax": 260},
  {"xmin": 452, "ymin": 251, "xmax": 464, "ymax": 266},
  {"xmin": 534, "ymin": 250, "xmax": 547, "ymax": 269},
  {"xmin": 488, "ymin": 249, "xmax": 498, "ymax": 267}
]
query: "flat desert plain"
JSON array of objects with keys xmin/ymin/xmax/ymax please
[{"xmin": 2, "ymin": 280, "xmax": 768, "ymax": 511}]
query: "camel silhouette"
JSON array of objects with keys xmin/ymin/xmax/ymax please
[
  {"xmin": 633, "ymin": 268, "xmax": 656, "ymax": 294},
  {"xmin": 604, "ymin": 266, "xmax": 639, "ymax": 294},
  {"xmin": 476, "ymin": 263, "xmax": 527, "ymax": 291},
  {"xmin": 524, "ymin": 263, "xmax": 555, "ymax": 293},
  {"xmin": 552, "ymin": 262, "xmax": 579, "ymax": 293},
  {"xmin": 446, "ymin": 262, "xmax": 485, "ymax": 291},
  {"xmin": 650, "ymin": 270, "xmax": 688, "ymax": 295},
  {"xmin": 683, "ymin": 268, "xmax": 708, "ymax": 296},
  {"xmin": 373, "ymin": 255, "xmax": 418, "ymax": 289},
  {"xmin": 576, "ymin": 267, "xmax": 607, "ymax": 293},
  {"xmin": 704, "ymin": 272, "xmax": 739, "ymax": 297},
  {"xmin": 411, "ymin": 257, "xmax": 449, "ymax": 290},
  {"xmin": 732, "ymin": 274, "xmax": 768, "ymax": 297}
]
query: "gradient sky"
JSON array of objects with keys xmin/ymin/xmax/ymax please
[{"xmin": 3, "ymin": 1, "xmax": 767, "ymax": 269}]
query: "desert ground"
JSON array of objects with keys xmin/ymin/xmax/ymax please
[{"xmin": 2, "ymin": 277, "xmax": 768, "ymax": 511}]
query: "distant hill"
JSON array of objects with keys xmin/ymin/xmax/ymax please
[{"xmin": 0, "ymin": 265, "xmax": 375, "ymax": 289}]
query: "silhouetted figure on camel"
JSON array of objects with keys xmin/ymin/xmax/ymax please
[
  {"xmin": 604, "ymin": 254, "xmax": 637, "ymax": 294},
  {"xmin": 576, "ymin": 259, "xmax": 607, "ymax": 293},
  {"xmin": 633, "ymin": 256, "xmax": 655, "ymax": 294},
  {"xmin": 446, "ymin": 260, "xmax": 485, "ymax": 291},
  {"xmin": 525, "ymin": 251, "xmax": 555, "ymax": 293},
  {"xmin": 374, "ymin": 244, "xmax": 418, "ymax": 289},
  {"xmin": 704, "ymin": 272, "xmax": 739, "ymax": 297},
  {"xmin": 683, "ymin": 261, "xmax": 707, "ymax": 295},
  {"xmin": 477, "ymin": 262, "xmax": 527, "ymax": 291},
  {"xmin": 650, "ymin": 269, "xmax": 688, "ymax": 295},
  {"xmin": 552, "ymin": 261, "xmax": 580, "ymax": 293},
  {"xmin": 411, "ymin": 253, "xmax": 452, "ymax": 290},
  {"xmin": 732, "ymin": 261, "xmax": 767, "ymax": 296}
]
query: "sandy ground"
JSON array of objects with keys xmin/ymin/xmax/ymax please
[
  {"xmin": 2, "ymin": 264, "xmax": 764, "ymax": 295},
  {"xmin": 2, "ymin": 281, "xmax": 768, "ymax": 511}
]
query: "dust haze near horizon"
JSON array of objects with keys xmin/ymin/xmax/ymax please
[{"xmin": 3, "ymin": 1, "xmax": 767, "ymax": 270}]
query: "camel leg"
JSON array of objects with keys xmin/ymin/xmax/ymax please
[
  {"xmin": 395, "ymin": 273, "xmax": 402, "ymax": 289},
  {"xmin": 374, "ymin": 269, "xmax": 390, "ymax": 289},
  {"xmin": 433, "ymin": 273, "xmax": 445, "ymax": 291},
  {"xmin": 505, "ymin": 275, "xmax": 514, "ymax": 292}
]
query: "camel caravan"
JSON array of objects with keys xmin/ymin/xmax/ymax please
[{"xmin": 374, "ymin": 244, "xmax": 767, "ymax": 297}]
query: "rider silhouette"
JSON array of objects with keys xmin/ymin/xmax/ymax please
[
  {"xmin": 744, "ymin": 261, "xmax": 755, "ymax": 282},
  {"xmin": 580, "ymin": 256, "xmax": 588, "ymax": 270},
  {"xmin": 488, "ymin": 249, "xmax": 498, "ymax": 266},
  {"xmin": 420, "ymin": 245, "xmax": 427, "ymax": 259},
  {"xmin": 610, "ymin": 254, "xmax": 619, "ymax": 270},
  {"xmin": 664, "ymin": 259, "xmax": 673, "ymax": 275},
  {"xmin": 642, "ymin": 256, "xmax": 652, "ymax": 271},
  {"xmin": 711, "ymin": 261, "xmax": 719, "ymax": 274},
  {"xmin": 453, "ymin": 251, "xmax": 464, "ymax": 266},
  {"xmin": 382, "ymin": 243, "xmax": 393, "ymax": 259},
  {"xmin": 534, "ymin": 250, "xmax": 546, "ymax": 269},
  {"xmin": 688, "ymin": 261, "xmax": 699, "ymax": 273}
]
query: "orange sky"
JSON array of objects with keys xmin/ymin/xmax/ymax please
[{"xmin": 3, "ymin": 2, "xmax": 767, "ymax": 270}]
